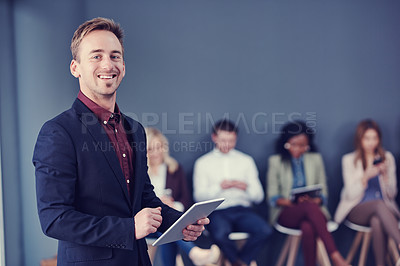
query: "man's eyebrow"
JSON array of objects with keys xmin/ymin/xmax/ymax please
[
  {"xmin": 89, "ymin": 49, "xmax": 104, "ymax": 54},
  {"xmin": 89, "ymin": 49, "xmax": 122, "ymax": 55}
]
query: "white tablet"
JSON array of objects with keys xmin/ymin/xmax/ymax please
[{"xmin": 152, "ymin": 198, "xmax": 225, "ymax": 246}]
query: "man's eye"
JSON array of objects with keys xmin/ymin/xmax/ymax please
[
  {"xmin": 92, "ymin": 55, "xmax": 100, "ymax": 59},
  {"xmin": 111, "ymin": 55, "xmax": 121, "ymax": 60}
]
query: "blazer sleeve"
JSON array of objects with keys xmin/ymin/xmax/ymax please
[
  {"xmin": 341, "ymin": 153, "xmax": 365, "ymax": 201},
  {"xmin": 314, "ymin": 153, "xmax": 329, "ymax": 198},
  {"xmin": 33, "ymin": 120, "xmax": 136, "ymax": 250},
  {"xmin": 267, "ymin": 155, "xmax": 282, "ymax": 203},
  {"xmin": 380, "ymin": 152, "xmax": 397, "ymax": 200}
]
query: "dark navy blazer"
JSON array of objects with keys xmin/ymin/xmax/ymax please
[{"xmin": 33, "ymin": 99, "xmax": 181, "ymax": 266}]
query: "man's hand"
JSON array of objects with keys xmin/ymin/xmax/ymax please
[
  {"xmin": 231, "ymin": 180, "xmax": 247, "ymax": 190},
  {"xmin": 221, "ymin": 180, "xmax": 247, "ymax": 191},
  {"xmin": 182, "ymin": 217, "xmax": 209, "ymax": 241},
  {"xmin": 134, "ymin": 207, "xmax": 162, "ymax": 240}
]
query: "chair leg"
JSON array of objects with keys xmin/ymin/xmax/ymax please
[
  {"xmin": 235, "ymin": 239, "xmax": 247, "ymax": 250},
  {"xmin": 388, "ymin": 237, "xmax": 400, "ymax": 264},
  {"xmin": 358, "ymin": 232, "xmax": 371, "ymax": 266},
  {"xmin": 386, "ymin": 253, "xmax": 394, "ymax": 266},
  {"xmin": 287, "ymin": 235, "xmax": 301, "ymax": 266},
  {"xmin": 276, "ymin": 236, "xmax": 292, "ymax": 266},
  {"xmin": 346, "ymin": 231, "xmax": 364, "ymax": 264},
  {"xmin": 316, "ymin": 238, "xmax": 331, "ymax": 266}
]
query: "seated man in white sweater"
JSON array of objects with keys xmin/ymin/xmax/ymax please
[{"xmin": 193, "ymin": 119, "xmax": 272, "ymax": 266}]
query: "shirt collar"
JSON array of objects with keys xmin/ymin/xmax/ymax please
[
  {"xmin": 291, "ymin": 155, "xmax": 304, "ymax": 165},
  {"xmin": 77, "ymin": 90, "xmax": 121, "ymax": 124},
  {"xmin": 212, "ymin": 148, "xmax": 235, "ymax": 156}
]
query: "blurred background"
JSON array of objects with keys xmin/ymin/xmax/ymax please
[{"xmin": 1, "ymin": 0, "xmax": 400, "ymax": 265}]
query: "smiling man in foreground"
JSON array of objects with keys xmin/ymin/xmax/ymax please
[{"xmin": 33, "ymin": 17, "xmax": 208, "ymax": 266}]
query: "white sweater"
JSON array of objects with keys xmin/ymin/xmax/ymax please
[{"xmin": 193, "ymin": 148, "xmax": 264, "ymax": 210}]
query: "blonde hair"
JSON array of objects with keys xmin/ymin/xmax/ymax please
[
  {"xmin": 71, "ymin": 17, "xmax": 124, "ymax": 61},
  {"xmin": 145, "ymin": 127, "xmax": 179, "ymax": 174}
]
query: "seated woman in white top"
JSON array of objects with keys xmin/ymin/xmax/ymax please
[{"xmin": 335, "ymin": 119, "xmax": 400, "ymax": 266}]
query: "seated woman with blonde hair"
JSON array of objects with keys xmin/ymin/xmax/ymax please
[
  {"xmin": 335, "ymin": 119, "xmax": 400, "ymax": 266},
  {"xmin": 145, "ymin": 127, "xmax": 220, "ymax": 266}
]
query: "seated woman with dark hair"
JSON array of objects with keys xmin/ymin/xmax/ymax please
[
  {"xmin": 335, "ymin": 119, "xmax": 400, "ymax": 266},
  {"xmin": 267, "ymin": 121, "xmax": 347, "ymax": 266}
]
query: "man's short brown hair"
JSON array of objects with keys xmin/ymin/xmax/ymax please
[{"xmin": 71, "ymin": 17, "xmax": 124, "ymax": 61}]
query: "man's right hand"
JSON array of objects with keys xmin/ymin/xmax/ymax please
[{"xmin": 134, "ymin": 207, "xmax": 162, "ymax": 239}]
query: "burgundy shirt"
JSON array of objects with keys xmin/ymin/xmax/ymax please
[{"xmin": 78, "ymin": 91, "xmax": 134, "ymax": 194}]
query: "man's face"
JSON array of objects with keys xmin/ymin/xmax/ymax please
[
  {"xmin": 212, "ymin": 130, "xmax": 237, "ymax": 154},
  {"xmin": 70, "ymin": 30, "xmax": 125, "ymax": 101}
]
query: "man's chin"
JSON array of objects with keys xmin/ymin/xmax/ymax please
[{"xmin": 99, "ymin": 86, "xmax": 118, "ymax": 96}]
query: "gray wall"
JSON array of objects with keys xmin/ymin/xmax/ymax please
[{"xmin": 1, "ymin": 0, "xmax": 400, "ymax": 265}]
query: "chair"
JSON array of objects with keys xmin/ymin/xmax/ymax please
[
  {"xmin": 218, "ymin": 232, "xmax": 257, "ymax": 266},
  {"xmin": 344, "ymin": 220, "xmax": 371, "ymax": 266},
  {"xmin": 274, "ymin": 221, "xmax": 338, "ymax": 266},
  {"xmin": 229, "ymin": 232, "xmax": 250, "ymax": 250},
  {"xmin": 344, "ymin": 220, "xmax": 400, "ymax": 266}
]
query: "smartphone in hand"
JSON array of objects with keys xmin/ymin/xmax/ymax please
[{"xmin": 373, "ymin": 157, "xmax": 383, "ymax": 165}]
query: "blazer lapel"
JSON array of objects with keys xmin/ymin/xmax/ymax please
[
  {"xmin": 282, "ymin": 160, "xmax": 293, "ymax": 195},
  {"xmin": 73, "ymin": 99, "xmax": 131, "ymax": 204},
  {"xmin": 303, "ymin": 154, "xmax": 314, "ymax": 186}
]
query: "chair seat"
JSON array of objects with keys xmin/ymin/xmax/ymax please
[
  {"xmin": 274, "ymin": 220, "xmax": 339, "ymax": 235},
  {"xmin": 220, "ymin": 232, "xmax": 256, "ymax": 266},
  {"xmin": 228, "ymin": 232, "xmax": 250, "ymax": 241},
  {"xmin": 344, "ymin": 220, "xmax": 371, "ymax": 232}
]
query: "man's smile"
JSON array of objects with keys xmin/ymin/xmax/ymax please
[{"xmin": 98, "ymin": 74, "xmax": 117, "ymax": 79}]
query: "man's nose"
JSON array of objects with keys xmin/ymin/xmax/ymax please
[{"xmin": 101, "ymin": 57, "xmax": 113, "ymax": 70}]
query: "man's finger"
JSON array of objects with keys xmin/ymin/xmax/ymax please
[{"xmin": 196, "ymin": 217, "xmax": 210, "ymax": 225}]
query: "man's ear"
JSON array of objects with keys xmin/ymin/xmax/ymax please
[
  {"xmin": 211, "ymin": 133, "xmax": 217, "ymax": 144},
  {"xmin": 70, "ymin": 59, "xmax": 80, "ymax": 78}
]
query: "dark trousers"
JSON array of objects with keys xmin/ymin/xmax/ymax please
[
  {"xmin": 207, "ymin": 206, "xmax": 272, "ymax": 264},
  {"xmin": 278, "ymin": 202, "xmax": 338, "ymax": 266}
]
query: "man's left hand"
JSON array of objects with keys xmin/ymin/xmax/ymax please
[{"xmin": 182, "ymin": 217, "xmax": 209, "ymax": 241}]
